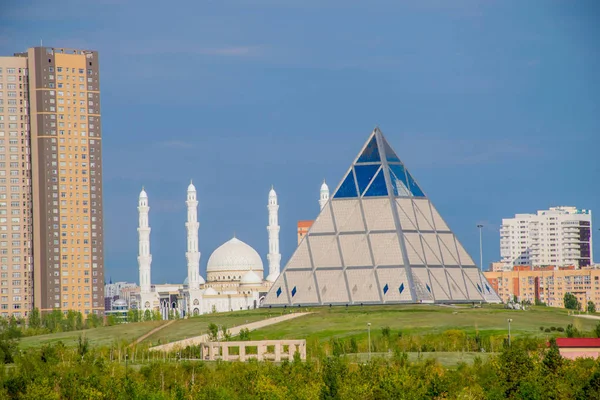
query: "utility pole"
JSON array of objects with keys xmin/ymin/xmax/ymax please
[
  {"xmin": 477, "ymin": 224, "xmax": 484, "ymax": 271},
  {"xmin": 367, "ymin": 322, "xmax": 372, "ymax": 362}
]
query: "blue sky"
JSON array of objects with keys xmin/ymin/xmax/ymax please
[{"xmin": 1, "ymin": 0, "xmax": 598, "ymax": 284}]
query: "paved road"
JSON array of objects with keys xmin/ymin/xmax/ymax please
[{"xmin": 150, "ymin": 312, "xmax": 311, "ymax": 352}]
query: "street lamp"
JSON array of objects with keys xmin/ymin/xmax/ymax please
[
  {"xmin": 367, "ymin": 323, "xmax": 372, "ymax": 362},
  {"xmin": 477, "ymin": 224, "xmax": 484, "ymax": 272},
  {"xmin": 507, "ymin": 319, "xmax": 513, "ymax": 347}
]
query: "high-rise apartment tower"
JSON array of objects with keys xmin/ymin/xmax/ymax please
[
  {"xmin": 500, "ymin": 206, "xmax": 592, "ymax": 269},
  {"xmin": 0, "ymin": 47, "xmax": 105, "ymax": 317},
  {"xmin": 0, "ymin": 57, "xmax": 34, "ymax": 318}
]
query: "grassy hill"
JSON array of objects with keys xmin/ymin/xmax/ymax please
[
  {"xmin": 19, "ymin": 320, "xmax": 165, "ymax": 349},
  {"xmin": 250, "ymin": 304, "xmax": 597, "ymax": 342},
  {"xmin": 18, "ymin": 304, "xmax": 598, "ymax": 350}
]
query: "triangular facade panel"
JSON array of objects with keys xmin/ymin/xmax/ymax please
[
  {"xmin": 339, "ymin": 233, "xmax": 373, "ymax": 267},
  {"xmin": 369, "ymin": 232, "xmax": 404, "ymax": 266},
  {"xmin": 332, "ymin": 199, "xmax": 365, "ymax": 233},
  {"xmin": 413, "ymin": 198, "xmax": 435, "ymax": 231},
  {"xmin": 362, "ymin": 198, "xmax": 395, "ymax": 231},
  {"xmin": 308, "ymin": 235, "xmax": 342, "ymax": 268},
  {"xmin": 310, "ymin": 203, "xmax": 336, "ymax": 234},
  {"xmin": 285, "ymin": 270, "xmax": 320, "ymax": 305},
  {"xmin": 346, "ymin": 268, "xmax": 381, "ymax": 303},
  {"xmin": 262, "ymin": 128, "xmax": 501, "ymax": 308},
  {"xmin": 396, "ymin": 199, "xmax": 418, "ymax": 231},
  {"xmin": 429, "ymin": 204, "xmax": 451, "ymax": 232},
  {"xmin": 285, "ymin": 240, "xmax": 312, "ymax": 270},
  {"xmin": 315, "ymin": 269, "xmax": 350, "ymax": 304}
]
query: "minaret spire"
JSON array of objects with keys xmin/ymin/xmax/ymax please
[
  {"xmin": 138, "ymin": 187, "xmax": 152, "ymax": 294},
  {"xmin": 266, "ymin": 186, "xmax": 281, "ymax": 282},
  {"xmin": 186, "ymin": 180, "xmax": 204, "ymax": 289},
  {"xmin": 319, "ymin": 180, "xmax": 330, "ymax": 210}
]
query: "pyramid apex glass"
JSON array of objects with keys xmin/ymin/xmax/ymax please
[{"xmin": 263, "ymin": 128, "xmax": 501, "ymax": 307}]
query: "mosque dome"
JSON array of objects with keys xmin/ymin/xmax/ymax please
[
  {"xmin": 112, "ymin": 299, "xmax": 127, "ymax": 308},
  {"xmin": 207, "ymin": 237, "xmax": 264, "ymax": 273},
  {"xmin": 188, "ymin": 181, "xmax": 196, "ymax": 192},
  {"xmin": 139, "ymin": 187, "xmax": 148, "ymax": 198},
  {"xmin": 240, "ymin": 270, "xmax": 262, "ymax": 286},
  {"xmin": 183, "ymin": 277, "xmax": 188, "ymax": 285},
  {"xmin": 204, "ymin": 287, "xmax": 218, "ymax": 295},
  {"xmin": 321, "ymin": 180, "xmax": 329, "ymax": 192}
]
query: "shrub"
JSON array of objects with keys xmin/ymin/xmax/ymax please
[
  {"xmin": 557, "ymin": 327, "xmax": 564, "ymax": 332},
  {"xmin": 550, "ymin": 327, "xmax": 557, "ymax": 332},
  {"xmin": 539, "ymin": 327, "xmax": 544, "ymax": 331},
  {"xmin": 381, "ymin": 326, "xmax": 391, "ymax": 338},
  {"xmin": 544, "ymin": 328, "xmax": 551, "ymax": 333}
]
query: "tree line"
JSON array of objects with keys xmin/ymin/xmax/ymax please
[{"xmin": 0, "ymin": 336, "xmax": 599, "ymax": 399}]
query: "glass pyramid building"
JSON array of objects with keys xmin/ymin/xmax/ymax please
[{"xmin": 263, "ymin": 128, "xmax": 501, "ymax": 307}]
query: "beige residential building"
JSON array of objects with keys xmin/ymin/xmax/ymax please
[
  {"xmin": 0, "ymin": 47, "xmax": 105, "ymax": 318},
  {"xmin": 485, "ymin": 267, "xmax": 600, "ymax": 310},
  {"xmin": 0, "ymin": 58, "xmax": 34, "ymax": 318}
]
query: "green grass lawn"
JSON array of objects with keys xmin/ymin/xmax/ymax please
[
  {"xmin": 250, "ymin": 304, "xmax": 598, "ymax": 342},
  {"xmin": 19, "ymin": 320, "xmax": 165, "ymax": 349},
  {"xmin": 18, "ymin": 304, "xmax": 597, "ymax": 351},
  {"xmin": 141, "ymin": 309, "xmax": 276, "ymax": 346}
]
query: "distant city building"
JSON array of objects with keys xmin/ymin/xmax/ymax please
[
  {"xmin": 297, "ymin": 221, "xmax": 313, "ymax": 245},
  {"xmin": 500, "ymin": 207, "xmax": 592, "ymax": 269},
  {"xmin": 0, "ymin": 46, "xmax": 105, "ymax": 318},
  {"xmin": 104, "ymin": 281, "xmax": 138, "ymax": 299},
  {"xmin": 485, "ymin": 266, "xmax": 600, "ymax": 309},
  {"xmin": 489, "ymin": 262, "xmax": 505, "ymax": 272},
  {"xmin": 103, "ymin": 281, "xmax": 138, "ymax": 311}
]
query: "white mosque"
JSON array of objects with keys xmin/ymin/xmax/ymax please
[{"xmin": 132, "ymin": 180, "xmax": 330, "ymax": 318}]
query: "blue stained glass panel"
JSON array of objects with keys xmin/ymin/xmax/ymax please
[
  {"xmin": 399, "ymin": 283, "xmax": 405, "ymax": 294},
  {"xmin": 354, "ymin": 164, "xmax": 380, "ymax": 194},
  {"xmin": 291, "ymin": 286, "xmax": 297, "ymax": 297},
  {"xmin": 276, "ymin": 287, "xmax": 282, "ymax": 298},
  {"xmin": 477, "ymin": 283, "xmax": 482, "ymax": 293},
  {"xmin": 485, "ymin": 284, "xmax": 491, "ymax": 293},
  {"xmin": 389, "ymin": 164, "xmax": 411, "ymax": 197},
  {"xmin": 333, "ymin": 170, "xmax": 358, "ymax": 198},
  {"xmin": 382, "ymin": 137, "xmax": 401, "ymax": 162},
  {"xmin": 356, "ymin": 136, "xmax": 380, "ymax": 163},
  {"xmin": 364, "ymin": 169, "xmax": 388, "ymax": 197},
  {"xmin": 426, "ymin": 283, "xmax": 431, "ymax": 293},
  {"xmin": 383, "ymin": 284, "xmax": 389, "ymax": 294},
  {"xmin": 406, "ymin": 170, "xmax": 425, "ymax": 197}
]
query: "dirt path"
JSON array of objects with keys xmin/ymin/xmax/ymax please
[
  {"xmin": 132, "ymin": 320, "xmax": 176, "ymax": 346},
  {"xmin": 574, "ymin": 314, "xmax": 600, "ymax": 321},
  {"xmin": 150, "ymin": 312, "xmax": 311, "ymax": 352}
]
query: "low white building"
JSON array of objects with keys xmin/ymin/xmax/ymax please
[{"xmin": 500, "ymin": 206, "xmax": 592, "ymax": 269}]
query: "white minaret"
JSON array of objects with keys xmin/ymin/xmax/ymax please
[
  {"xmin": 138, "ymin": 187, "xmax": 152, "ymax": 294},
  {"xmin": 319, "ymin": 180, "xmax": 330, "ymax": 210},
  {"xmin": 186, "ymin": 180, "xmax": 204, "ymax": 288},
  {"xmin": 266, "ymin": 186, "xmax": 281, "ymax": 282}
]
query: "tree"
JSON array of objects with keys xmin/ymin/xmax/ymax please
[
  {"xmin": 594, "ymin": 322, "xmax": 600, "ymax": 339},
  {"xmin": 543, "ymin": 338, "xmax": 563, "ymax": 374},
  {"xmin": 239, "ymin": 328, "xmax": 250, "ymax": 341},
  {"xmin": 566, "ymin": 324, "xmax": 580, "ymax": 338},
  {"xmin": 588, "ymin": 301, "xmax": 596, "ymax": 314},
  {"xmin": 207, "ymin": 323, "xmax": 219, "ymax": 341},
  {"xmin": 85, "ymin": 313, "xmax": 102, "ymax": 329},
  {"xmin": 143, "ymin": 309, "xmax": 152, "ymax": 321},
  {"xmin": 28, "ymin": 308, "xmax": 41, "ymax": 329},
  {"xmin": 564, "ymin": 293, "xmax": 580, "ymax": 310}
]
